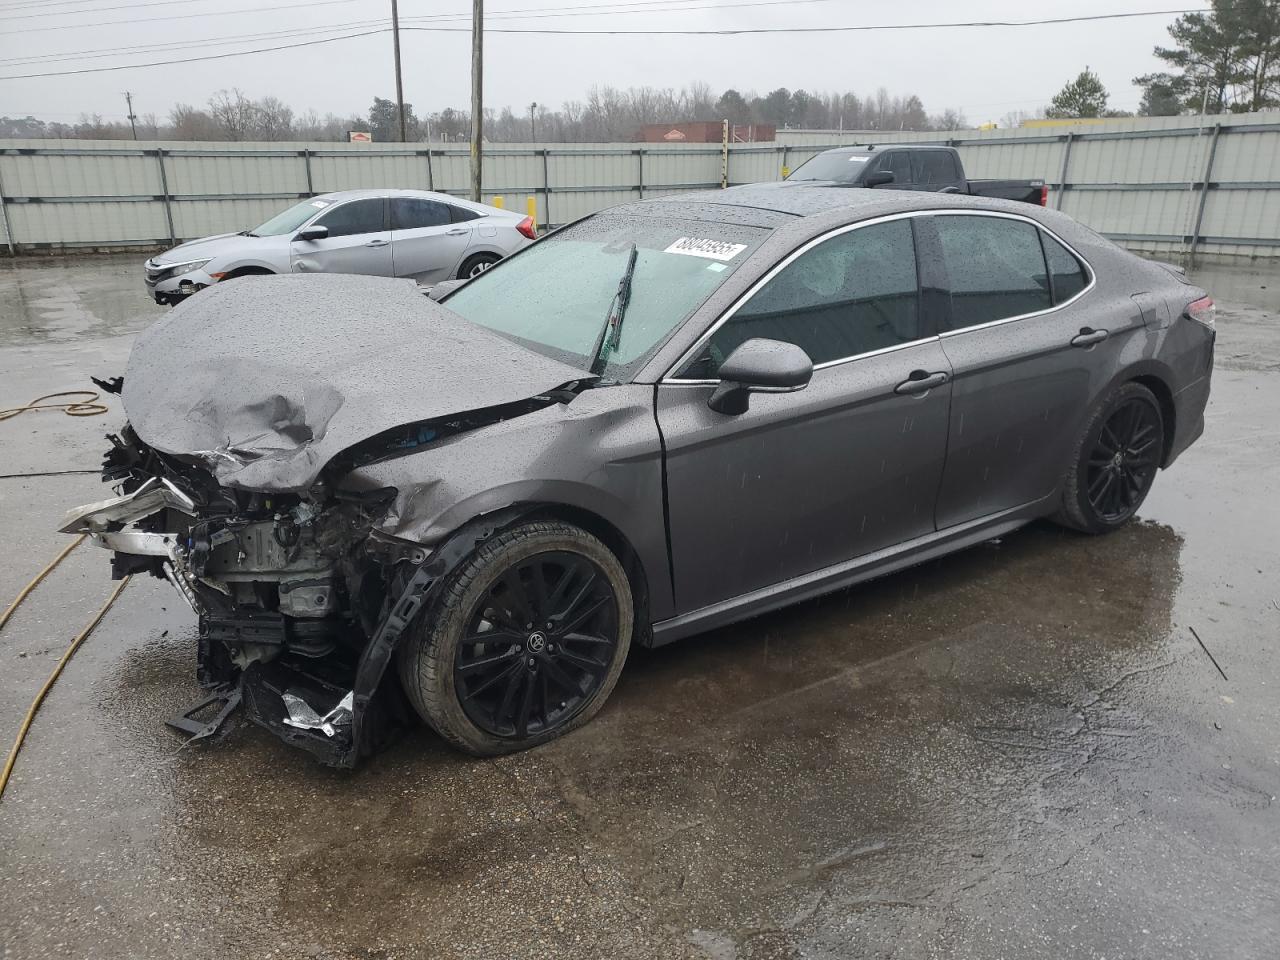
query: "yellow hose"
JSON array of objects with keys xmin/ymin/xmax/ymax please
[
  {"xmin": 0, "ymin": 535, "xmax": 131, "ymax": 800},
  {"xmin": 0, "ymin": 534, "xmax": 86, "ymax": 633},
  {"xmin": 0, "ymin": 391, "xmax": 108, "ymax": 422}
]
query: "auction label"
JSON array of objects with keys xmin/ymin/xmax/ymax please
[{"xmin": 664, "ymin": 237, "xmax": 748, "ymax": 261}]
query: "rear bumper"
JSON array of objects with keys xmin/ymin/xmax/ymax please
[{"xmin": 1165, "ymin": 336, "xmax": 1214, "ymax": 467}]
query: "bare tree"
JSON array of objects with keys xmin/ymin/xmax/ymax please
[
  {"xmin": 208, "ymin": 89, "xmax": 257, "ymax": 141},
  {"xmin": 253, "ymin": 96, "xmax": 295, "ymax": 140}
]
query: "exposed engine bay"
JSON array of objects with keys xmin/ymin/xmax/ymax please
[
  {"xmin": 59, "ymin": 275, "xmax": 599, "ymax": 765},
  {"xmin": 60, "ymin": 424, "xmax": 419, "ymax": 764}
]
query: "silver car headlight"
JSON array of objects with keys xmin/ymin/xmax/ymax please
[{"xmin": 169, "ymin": 259, "xmax": 212, "ymax": 277}]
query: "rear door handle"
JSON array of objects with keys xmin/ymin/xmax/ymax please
[
  {"xmin": 894, "ymin": 370, "xmax": 949, "ymax": 395},
  {"xmin": 365, "ymin": 238, "xmax": 389, "ymax": 247},
  {"xmin": 1070, "ymin": 327, "xmax": 1109, "ymax": 348},
  {"xmin": 445, "ymin": 228, "xmax": 470, "ymax": 236}
]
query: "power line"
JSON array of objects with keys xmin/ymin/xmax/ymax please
[
  {"xmin": 0, "ymin": 0, "xmax": 854, "ymax": 61},
  {"xmin": 4, "ymin": 0, "xmax": 367, "ymax": 33},
  {"xmin": 0, "ymin": 9, "xmax": 1209, "ymax": 80}
]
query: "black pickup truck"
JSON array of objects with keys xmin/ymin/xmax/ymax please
[{"xmin": 784, "ymin": 144, "xmax": 1047, "ymax": 206}]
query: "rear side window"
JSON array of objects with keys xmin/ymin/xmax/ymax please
[
  {"xmin": 315, "ymin": 198, "xmax": 386, "ymax": 238},
  {"xmin": 685, "ymin": 218, "xmax": 919, "ymax": 377},
  {"xmin": 1042, "ymin": 232, "xmax": 1089, "ymax": 303},
  {"xmin": 934, "ymin": 215, "xmax": 1051, "ymax": 330},
  {"xmin": 450, "ymin": 205, "xmax": 482, "ymax": 223},
  {"xmin": 392, "ymin": 198, "xmax": 451, "ymax": 230},
  {"xmin": 913, "ymin": 150, "xmax": 959, "ymax": 184}
]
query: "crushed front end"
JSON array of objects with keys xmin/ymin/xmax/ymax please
[{"xmin": 61, "ymin": 425, "xmax": 425, "ymax": 767}]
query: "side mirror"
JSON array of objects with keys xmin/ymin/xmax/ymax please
[
  {"xmin": 294, "ymin": 225, "xmax": 329, "ymax": 242},
  {"xmin": 863, "ymin": 170, "xmax": 895, "ymax": 188},
  {"xmin": 708, "ymin": 338, "xmax": 813, "ymax": 415}
]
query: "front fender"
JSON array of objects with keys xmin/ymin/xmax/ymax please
[{"xmin": 341, "ymin": 385, "xmax": 674, "ymax": 619}]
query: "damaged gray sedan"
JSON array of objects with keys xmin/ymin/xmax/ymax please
[{"xmin": 63, "ymin": 187, "xmax": 1215, "ymax": 765}]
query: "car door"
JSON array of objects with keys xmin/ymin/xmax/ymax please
[
  {"xmin": 868, "ymin": 150, "xmax": 916, "ymax": 190},
  {"xmin": 912, "ymin": 150, "xmax": 964, "ymax": 193},
  {"xmin": 290, "ymin": 197, "xmax": 392, "ymax": 276},
  {"xmin": 655, "ymin": 217, "xmax": 954, "ymax": 615},
  {"xmin": 926, "ymin": 212, "xmax": 1141, "ymax": 527},
  {"xmin": 390, "ymin": 197, "xmax": 477, "ymax": 283}
]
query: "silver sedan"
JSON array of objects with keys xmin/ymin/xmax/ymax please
[{"xmin": 143, "ymin": 189, "xmax": 536, "ymax": 304}]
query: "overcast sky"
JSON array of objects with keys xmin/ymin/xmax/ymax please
[{"xmin": 0, "ymin": 0, "xmax": 1196, "ymax": 126}]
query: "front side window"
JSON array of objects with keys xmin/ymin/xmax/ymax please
[
  {"xmin": 392, "ymin": 197, "xmax": 450, "ymax": 230},
  {"xmin": 934, "ymin": 215, "xmax": 1051, "ymax": 331},
  {"xmin": 873, "ymin": 151, "xmax": 913, "ymax": 184},
  {"xmin": 443, "ymin": 215, "xmax": 770, "ymax": 378},
  {"xmin": 315, "ymin": 198, "xmax": 386, "ymax": 238},
  {"xmin": 1041, "ymin": 232, "xmax": 1089, "ymax": 303},
  {"xmin": 681, "ymin": 218, "xmax": 920, "ymax": 379}
]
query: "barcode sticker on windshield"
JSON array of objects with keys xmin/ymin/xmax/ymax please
[
  {"xmin": 847, "ymin": 155, "xmax": 869, "ymax": 162},
  {"xmin": 664, "ymin": 237, "xmax": 748, "ymax": 261}
]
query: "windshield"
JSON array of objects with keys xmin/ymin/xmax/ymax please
[
  {"xmin": 443, "ymin": 215, "xmax": 771, "ymax": 378},
  {"xmin": 787, "ymin": 151, "xmax": 868, "ymax": 184},
  {"xmin": 251, "ymin": 197, "xmax": 334, "ymax": 236}
]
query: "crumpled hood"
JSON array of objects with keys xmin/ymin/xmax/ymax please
[{"xmin": 123, "ymin": 274, "xmax": 589, "ymax": 492}]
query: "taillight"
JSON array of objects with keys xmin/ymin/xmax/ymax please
[
  {"xmin": 1186, "ymin": 295, "xmax": 1215, "ymax": 328},
  {"xmin": 1039, "ymin": 183, "xmax": 1049, "ymax": 206},
  {"xmin": 516, "ymin": 216, "xmax": 537, "ymax": 241}
]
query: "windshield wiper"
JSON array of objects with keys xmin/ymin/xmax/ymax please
[
  {"xmin": 237, "ymin": 230, "xmax": 258, "ymax": 237},
  {"xmin": 585, "ymin": 242, "xmax": 638, "ymax": 377}
]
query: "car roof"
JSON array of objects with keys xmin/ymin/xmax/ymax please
[
  {"xmin": 817, "ymin": 144, "xmax": 955, "ymax": 154},
  {"xmin": 619, "ymin": 183, "xmax": 1033, "ymax": 221},
  {"xmin": 313, "ymin": 188, "xmax": 493, "ymax": 210}
]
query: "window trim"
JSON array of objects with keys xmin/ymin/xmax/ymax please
[
  {"xmin": 928, "ymin": 210, "xmax": 1096, "ymax": 337},
  {"xmin": 309, "ymin": 195, "xmax": 390, "ymax": 237},
  {"xmin": 390, "ymin": 196, "xmax": 452, "ymax": 231},
  {"xmin": 662, "ymin": 209, "xmax": 1095, "ymax": 385}
]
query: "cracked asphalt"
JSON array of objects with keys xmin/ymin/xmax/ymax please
[{"xmin": 1, "ymin": 255, "xmax": 1277, "ymax": 960}]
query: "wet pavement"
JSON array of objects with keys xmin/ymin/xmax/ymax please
[{"xmin": 1, "ymin": 255, "xmax": 1278, "ymax": 960}]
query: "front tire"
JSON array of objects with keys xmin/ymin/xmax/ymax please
[
  {"xmin": 1056, "ymin": 381, "xmax": 1164, "ymax": 534},
  {"xmin": 396, "ymin": 521, "xmax": 633, "ymax": 756}
]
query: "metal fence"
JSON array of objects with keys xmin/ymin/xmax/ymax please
[{"xmin": 2, "ymin": 111, "xmax": 1278, "ymax": 260}]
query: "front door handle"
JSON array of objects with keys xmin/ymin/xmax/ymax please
[
  {"xmin": 365, "ymin": 238, "xmax": 389, "ymax": 248},
  {"xmin": 1070, "ymin": 327, "xmax": 1109, "ymax": 348},
  {"xmin": 445, "ymin": 227, "xmax": 470, "ymax": 236},
  {"xmin": 894, "ymin": 370, "xmax": 949, "ymax": 395}
]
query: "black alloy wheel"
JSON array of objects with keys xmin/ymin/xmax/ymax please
[
  {"xmin": 1085, "ymin": 397, "xmax": 1162, "ymax": 523},
  {"xmin": 396, "ymin": 521, "xmax": 633, "ymax": 755},
  {"xmin": 454, "ymin": 551, "xmax": 620, "ymax": 739},
  {"xmin": 1057, "ymin": 380, "xmax": 1165, "ymax": 533}
]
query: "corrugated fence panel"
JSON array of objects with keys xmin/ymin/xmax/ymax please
[
  {"xmin": 171, "ymin": 198, "xmax": 291, "ymax": 239},
  {"xmin": 168, "ymin": 151, "xmax": 306, "ymax": 198},
  {"xmin": 7, "ymin": 200, "xmax": 168, "ymax": 245},
  {"xmin": 1, "ymin": 149, "xmax": 158, "ymax": 199},
  {"xmin": 4, "ymin": 116, "xmax": 1280, "ymax": 256}
]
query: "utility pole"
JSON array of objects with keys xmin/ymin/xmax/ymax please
[
  {"xmin": 470, "ymin": 0, "xmax": 484, "ymax": 201},
  {"xmin": 124, "ymin": 91, "xmax": 138, "ymax": 140},
  {"xmin": 391, "ymin": 0, "xmax": 407, "ymax": 142},
  {"xmin": 529, "ymin": 101, "xmax": 537, "ymax": 141}
]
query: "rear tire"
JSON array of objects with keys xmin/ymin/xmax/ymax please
[
  {"xmin": 396, "ymin": 521, "xmax": 632, "ymax": 756},
  {"xmin": 458, "ymin": 253, "xmax": 500, "ymax": 279},
  {"xmin": 1056, "ymin": 381, "xmax": 1164, "ymax": 534}
]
